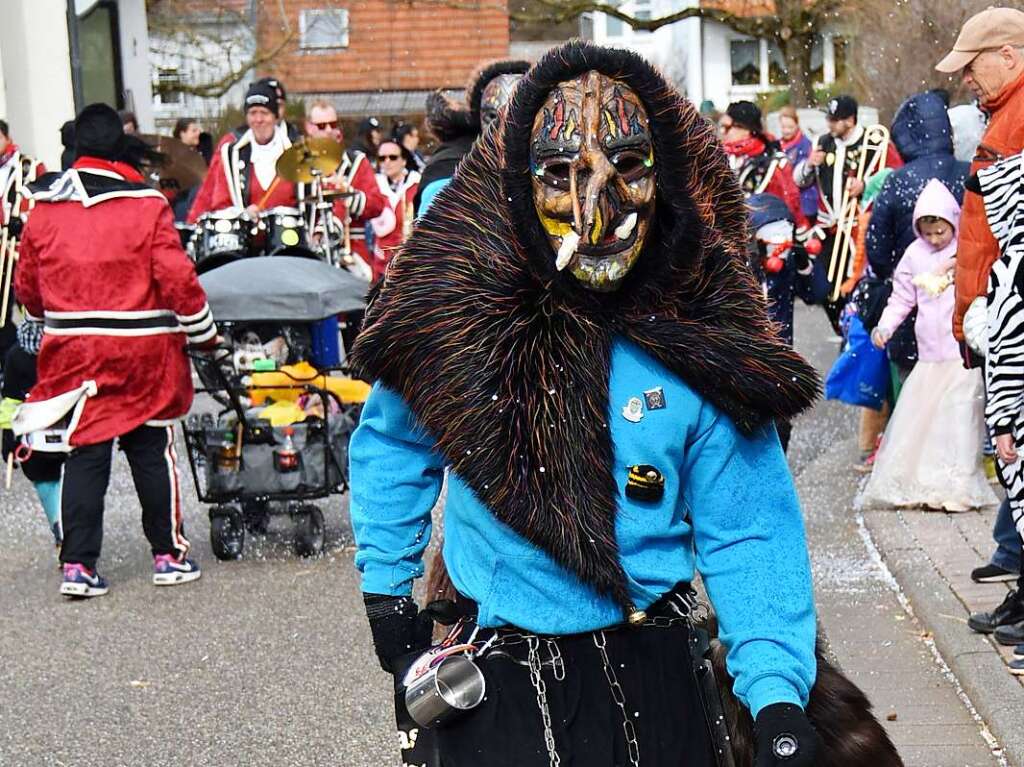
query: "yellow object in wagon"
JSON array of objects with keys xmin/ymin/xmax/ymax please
[{"xmin": 248, "ymin": 361, "xmax": 371, "ymax": 406}]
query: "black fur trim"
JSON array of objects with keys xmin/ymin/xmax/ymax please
[
  {"xmin": 424, "ymin": 90, "xmax": 477, "ymax": 143},
  {"xmin": 352, "ymin": 41, "xmax": 820, "ymax": 608},
  {"xmin": 467, "ymin": 59, "xmax": 532, "ymax": 125}
]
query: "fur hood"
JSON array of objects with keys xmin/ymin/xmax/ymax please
[{"xmin": 352, "ymin": 41, "xmax": 819, "ymax": 609}]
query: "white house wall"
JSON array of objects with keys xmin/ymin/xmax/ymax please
[{"xmin": 0, "ymin": 0, "xmax": 76, "ymax": 168}]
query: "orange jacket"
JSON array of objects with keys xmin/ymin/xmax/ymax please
[{"xmin": 954, "ymin": 70, "xmax": 1024, "ymax": 339}]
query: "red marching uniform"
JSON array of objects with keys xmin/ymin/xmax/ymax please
[
  {"xmin": 369, "ymin": 170, "xmax": 420, "ymax": 281},
  {"xmin": 187, "ymin": 126, "xmax": 297, "ymax": 221},
  {"xmin": 333, "ymin": 149, "xmax": 386, "ymax": 269},
  {"xmin": 15, "ymin": 160, "xmax": 216, "ymax": 447}
]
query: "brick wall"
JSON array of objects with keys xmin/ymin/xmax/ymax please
[{"xmin": 258, "ymin": 0, "xmax": 510, "ymax": 94}]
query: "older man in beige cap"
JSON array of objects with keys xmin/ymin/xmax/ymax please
[
  {"xmin": 936, "ymin": 6, "xmax": 1024, "ymax": 346},
  {"xmin": 937, "ymin": 7, "xmax": 1024, "ymax": 644}
]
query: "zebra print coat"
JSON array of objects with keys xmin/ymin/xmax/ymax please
[{"xmin": 979, "ymin": 151, "xmax": 1024, "ymax": 537}]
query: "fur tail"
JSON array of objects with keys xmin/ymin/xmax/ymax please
[{"xmin": 710, "ymin": 639, "xmax": 904, "ymax": 767}]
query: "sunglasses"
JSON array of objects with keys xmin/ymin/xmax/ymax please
[
  {"xmin": 378, "ymin": 154, "xmax": 402, "ymax": 161},
  {"xmin": 312, "ymin": 121, "xmax": 338, "ymax": 130}
]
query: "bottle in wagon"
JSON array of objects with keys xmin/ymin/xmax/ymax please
[
  {"xmin": 216, "ymin": 430, "xmax": 241, "ymax": 473},
  {"xmin": 274, "ymin": 427, "xmax": 299, "ymax": 473}
]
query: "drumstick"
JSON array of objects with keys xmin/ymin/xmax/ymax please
[
  {"xmin": 256, "ymin": 177, "xmax": 282, "ymax": 211},
  {"xmin": 5, "ymin": 453, "xmax": 13, "ymax": 490}
]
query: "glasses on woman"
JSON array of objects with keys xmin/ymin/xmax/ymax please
[{"xmin": 378, "ymin": 154, "xmax": 402, "ymax": 162}]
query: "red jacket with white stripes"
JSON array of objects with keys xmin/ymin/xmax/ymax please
[
  {"xmin": 332, "ymin": 150, "xmax": 386, "ymax": 264},
  {"xmin": 15, "ymin": 162, "xmax": 216, "ymax": 446}
]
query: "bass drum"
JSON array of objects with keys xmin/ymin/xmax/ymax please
[
  {"xmin": 193, "ymin": 209, "xmax": 253, "ymax": 274},
  {"xmin": 259, "ymin": 207, "xmax": 316, "ymax": 259}
]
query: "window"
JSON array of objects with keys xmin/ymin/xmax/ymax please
[
  {"xmin": 606, "ymin": 14, "xmax": 625, "ymax": 37},
  {"xmin": 730, "ymin": 40, "xmax": 760, "ymax": 86},
  {"xmin": 632, "ymin": 0, "xmax": 651, "ymax": 35},
  {"xmin": 766, "ymin": 43, "xmax": 788, "ymax": 86},
  {"xmin": 579, "ymin": 13, "xmax": 594, "ymax": 41},
  {"xmin": 300, "ymin": 8, "xmax": 349, "ymax": 51},
  {"xmin": 833, "ymin": 37, "xmax": 848, "ymax": 81},
  {"xmin": 809, "ymin": 37, "xmax": 824, "ymax": 84},
  {"xmin": 156, "ymin": 67, "xmax": 183, "ymax": 105}
]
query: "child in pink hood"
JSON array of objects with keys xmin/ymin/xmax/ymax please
[{"xmin": 861, "ymin": 178, "xmax": 996, "ymax": 511}]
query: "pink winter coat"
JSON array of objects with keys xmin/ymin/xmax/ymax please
[{"xmin": 876, "ymin": 178, "xmax": 961, "ymax": 363}]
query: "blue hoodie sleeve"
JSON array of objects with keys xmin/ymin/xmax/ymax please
[
  {"xmin": 684, "ymin": 409, "xmax": 817, "ymax": 718},
  {"xmin": 349, "ymin": 382, "xmax": 446, "ymax": 595}
]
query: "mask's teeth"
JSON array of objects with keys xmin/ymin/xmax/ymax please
[
  {"xmin": 615, "ymin": 212, "xmax": 638, "ymax": 241},
  {"xmin": 556, "ymin": 231, "xmax": 581, "ymax": 271}
]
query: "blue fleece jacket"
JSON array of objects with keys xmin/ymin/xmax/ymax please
[{"xmin": 349, "ymin": 337, "xmax": 818, "ymax": 717}]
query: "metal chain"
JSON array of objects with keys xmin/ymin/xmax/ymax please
[
  {"xmin": 593, "ymin": 630, "xmax": 641, "ymax": 767},
  {"xmin": 527, "ymin": 636, "xmax": 561, "ymax": 767}
]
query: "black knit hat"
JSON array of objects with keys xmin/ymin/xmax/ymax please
[
  {"xmin": 244, "ymin": 82, "xmax": 279, "ymax": 116},
  {"xmin": 73, "ymin": 103, "xmax": 163, "ymax": 170},
  {"xmin": 826, "ymin": 95, "xmax": 858, "ymax": 121},
  {"xmin": 726, "ymin": 101, "xmax": 763, "ymax": 134},
  {"xmin": 74, "ymin": 103, "xmax": 124, "ymax": 160}
]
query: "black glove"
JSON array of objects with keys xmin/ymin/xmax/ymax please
[
  {"xmin": 754, "ymin": 703, "xmax": 821, "ymax": 767},
  {"xmin": 6, "ymin": 216, "xmax": 23, "ymax": 239},
  {"xmin": 363, "ymin": 593, "xmax": 433, "ymax": 675}
]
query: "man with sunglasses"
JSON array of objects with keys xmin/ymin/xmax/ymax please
[
  {"xmin": 935, "ymin": 7, "xmax": 1024, "ymax": 648},
  {"xmin": 304, "ymin": 101, "xmax": 385, "ymax": 276}
]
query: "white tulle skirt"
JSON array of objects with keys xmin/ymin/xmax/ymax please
[{"xmin": 859, "ymin": 360, "xmax": 998, "ymax": 511}]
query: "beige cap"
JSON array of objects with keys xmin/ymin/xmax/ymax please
[{"xmin": 936, "ymin": 6, "xmax": 1024, "ymax": 73}]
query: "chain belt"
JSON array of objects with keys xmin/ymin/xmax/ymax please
[{"xmin": 471, "ymin": 607, "xmax": 697, "ymax": 767}]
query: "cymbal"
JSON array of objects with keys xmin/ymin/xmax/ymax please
[
  {"xmin": 276, "ymin": 137, "xmax": 343, "ymax": 183},
  {"xmin": 138, "ymin": 134, "xmax": 207, "ymax": 191}
]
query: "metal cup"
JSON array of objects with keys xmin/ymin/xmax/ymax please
[{"xmin": 404, "ymin": 654, "xmax": 487, "ymax": 728}]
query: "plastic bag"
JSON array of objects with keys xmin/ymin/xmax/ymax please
[{"xmin": 825, "ymin": 315, "xmax": 889, "ymax": 410}]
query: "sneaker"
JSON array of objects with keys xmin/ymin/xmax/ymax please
[
  {"xmin": 60, "ymin": 563, "xmax": 109, "ymax": 598},
  {"xmin": 971, "ymin": 563, "xmax": 1018, "ymax": 583},
  {"xmin": 854, "ymin": 450, "xmax": 877, "ymax": 474},
  {"xmin": 994, "ymin": 619, "xmax": 1024, "ymax": 646},
  {"xmin": 153, "ymin": 554, "xmax": 202, "ymax": 586},
  {"xmin": 967, "ymin": 589, "xmax": 1024, "ymax": 633},
  {"xmin": 1009, "ymin": 657, "xmax": 1024, "ymax": 675},
  {"xmin": 1013, "ymin": 644, "xmax": 1024, "ymax": 659}
]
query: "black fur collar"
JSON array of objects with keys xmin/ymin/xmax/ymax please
[{"xmin": 352, "ymin": 42, "xmax": 819, "ymax": 610}]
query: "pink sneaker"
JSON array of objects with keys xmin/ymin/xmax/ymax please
[{"xmin": 153, "ymin": 554, "xmax": 202, "ymax": 586}]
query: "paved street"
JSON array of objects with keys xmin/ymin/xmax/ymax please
[{"xmin": 0, "ymin": 303, "xmax": 1014, "ymax": 766}]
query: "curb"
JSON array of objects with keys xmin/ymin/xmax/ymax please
[{"xmin": 863, "ymin": 507, "xmax": 1024, "ymax": 767}]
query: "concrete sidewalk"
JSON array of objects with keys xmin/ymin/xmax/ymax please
[
  {"xmin": 862, "ymin": 494, "xmax": 1024, "ymax": 766},
  {"xmin": 795, "ymin": 435, "xmax": 1005, "ymax": 767}
]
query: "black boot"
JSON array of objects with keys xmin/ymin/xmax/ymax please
[
  {"xmin": 967, "ymin": 588, "xmax": 1024, "ymax": 633},
  {"xmin": 994, "ymin": 620, "xmax": 1024, "ymax": 646}
]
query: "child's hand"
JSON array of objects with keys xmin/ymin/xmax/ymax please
[
  {"xmin": 996, "ymin": 434, "xmax": 1019, "ymax": 464},
  {"xmin": 935, "ymin": 257, "xmax": 956, "ymax": 276},
  {"xmin": 870, "ymin": 327, "xmax": 890, "ymax": 349}
]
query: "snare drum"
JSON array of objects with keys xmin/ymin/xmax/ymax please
[
  {"xmin": 260, "ymin": 207, "xmax": 311, "ymax": 257},
  {"xmin": 194, "ymin": 209, "xmax": 252, "ymax": 273}
]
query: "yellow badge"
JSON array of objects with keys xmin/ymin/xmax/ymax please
[
  {"xmin": 281, "ymin": 229, "xmax": 300, "ymax": 247},
  {"xmin": 825, "ymin": 153, "xmax": 836, "ymax": 166}
]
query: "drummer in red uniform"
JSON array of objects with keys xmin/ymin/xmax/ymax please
[
  {"xmin": 14, "ymin": 104, "xmax": 217, "ymax": 598},
  {"xmin": 304, "ymin": 100, "xmax": 385, "ymax": 275},
  {"xmin": 188, "ymin": 81, "xmax": 297, "ymax": 222}
]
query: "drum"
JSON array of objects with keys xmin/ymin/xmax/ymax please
[
  {"xmin": 260, "ymin": 207, "xmax": 313, "ymax": 257},
  {"xmin": 194, "ymin": 209, "xmax": 252, "ymax": 274}
]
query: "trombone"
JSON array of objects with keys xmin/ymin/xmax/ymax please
[{"xmin": 826, "ymin": 124, "xmax": 890, "ymax": 302}]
